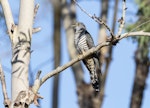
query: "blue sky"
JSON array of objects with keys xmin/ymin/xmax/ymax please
[{"xmin": 0, "ymin": 0, "xmax": 150, "ymax": 108}]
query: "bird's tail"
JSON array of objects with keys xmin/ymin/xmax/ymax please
[{"xmin": 90, "ymin": 71, "xmax": 100, "ymax": 92}]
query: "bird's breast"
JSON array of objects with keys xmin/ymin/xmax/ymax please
[{"xmin": 77, "ymin": 35, "xmax": 89, "ymax": 53}]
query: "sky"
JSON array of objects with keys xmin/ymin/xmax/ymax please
[{"xmin": 0, "ymin": 0, "xmax": 150, "ymax": 108}]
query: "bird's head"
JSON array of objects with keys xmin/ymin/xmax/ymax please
[{"xmin": 72, "ymin": 22, "xmax": 86, "ymax": 32}]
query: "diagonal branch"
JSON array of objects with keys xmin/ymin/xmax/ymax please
[
  {"xmin": 38, "ymin": 31, "xmax": 150, "ymax": 88},
  {"xmin": 0, "ymin": 63, "xmax": 11, "ymax": 107}
]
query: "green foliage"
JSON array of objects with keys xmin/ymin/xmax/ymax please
[{"xmin": 127, "ymin": 0, "xmax": 150, "ymax": 48}]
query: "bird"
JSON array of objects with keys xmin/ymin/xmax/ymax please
[{"xmin": 73, "ymin": 22, "xmax": 101, "ymax": 92}]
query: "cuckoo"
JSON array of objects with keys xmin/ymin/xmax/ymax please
[{"xmin": 73, "ymin": 22, "xmax": 101, "ymax": 92}]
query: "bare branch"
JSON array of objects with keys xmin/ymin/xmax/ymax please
[
  {"xmin": 119, "ymin": 31, "xmax": 150, "ymax": 40},
  {"xmin": 117, "ymin": 0, "xmax": 126, "ymax": 37},
  {"xmin": 34, "ymin": 4, "xmax": 39, "ymax": 21},
  {"xmin": 40, "ymin": 31, "xmax": 150, "ymax": 87},
  {"xmin": 0, "ymin": 63, "xmax": 11, "ymax": 107},
  {"xmin": 36, "ymin": 70, "xmax": 41, "ymax": 79},
  {"xmin": 73, "ymin": 0, "xmax": 115, "ymax": 37},
  {"xmin": 0, "ymin": 0, "xmax": 14, "ymax": 35},
  {"xmin": 32, "ymin": 27, "xmax": 41, "ymax": 33},
  {"xmin": 32, "ymin": 4, "xmax": 41, "ymax": 34}
]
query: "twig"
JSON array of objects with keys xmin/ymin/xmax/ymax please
[
  {"xmin": 40, "ymin": 31, "xmax": 150, "ymax": 87},
  {"xmin": 117, "ymin": 0, "xmax": 126, "ymax": 37},
  {"xmin": 0, "ymin": 63, "xmax": 11, "ymax": 107},
  {"xmin": 36, "ymin": 70, "xmax": 41, "ymax": 79},
  {"xmin": 73, "ymin": 0, "xmax": 115, "ymax": 37},
  {"xmin": 32, "ymin": 27, "xmax": 41, "ymax": 33},
  {"xmin": 32, "ymin": 4, "xmax": 41, "ymax": 33},
  {"xmin": 34, "ymin": 4, "xmax": 39, "ymax": 20}
]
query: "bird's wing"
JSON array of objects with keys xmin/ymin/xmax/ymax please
[{"xmin": 84, "ymin": 31, "xmax": 95, "ymax": 49}]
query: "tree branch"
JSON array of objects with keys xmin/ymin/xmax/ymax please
[
  {"xmin": 38, "ymin": 31, "xmax": 150, "ymax": 88},
  {"xmin": 32, "ymin": 4, "xmax": 41, "ymax": 33},
  {"xmin": 0, "ymin": 0, "xmax": 14, "ymax": 36},
  {"xmin": 119, "ymin": 31, "xmax": 150, "ymax": 39},
  {"xmin": 0, "ymin": 63, "xmax": 11, "ymax": 107},
  {"xmin": 73, "ymin": 0, "xmax": 115, "ymax": 37},
  {"xmin": 117, "ymin": 0, "xmax": 126, "ymax": 37}
]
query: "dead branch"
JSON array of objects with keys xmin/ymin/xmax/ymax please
[
  {"xmin": 0, "ymin": 63, "xmax": 11, "ymax": 107},
  {"xmin": 33, "ymin": 4, "xmax": 39, "ymax": 20}
]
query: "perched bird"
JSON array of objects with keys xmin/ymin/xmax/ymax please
[{"xmin": 73, "ymin": 22, "xmax": 101, "ymax": 92}]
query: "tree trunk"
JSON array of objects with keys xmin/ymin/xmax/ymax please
[
  {"xmin": 130, "ymin": 48, "xmax": 149, "ymax": 108},
  {"xmin": 51, "ymin": 0, "xmax": 61, "ymax": 108},
  {"xmin": 61, "ymin": 0, "xmax": 84, "ymax": 85},
  {"xmin": 11, "ymin": 0, "xmax": 34, "ymax": 102}
]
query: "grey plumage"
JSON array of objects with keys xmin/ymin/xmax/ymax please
[{"xmin": 73, "ymin": 22, "xmax": 101, "ymax": 92}]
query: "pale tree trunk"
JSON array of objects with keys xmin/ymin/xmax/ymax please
[
  {"xmin": 10, "ymin": 0, "xmax": 34, "ymax": 106},
  {"xmin": 12, "ymin": 0, "xmax": 34, "ymax": 101},
  {"xmin": 0, "ymin": 0, "xmax": 39, "ymax": 107},
  {"xmin": 51, "ymin": 0, "xmax": 61, "ymax": 108}
]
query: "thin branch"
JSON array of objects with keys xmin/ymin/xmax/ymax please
[
  {"xmin": 36, "ymin": 70, "xmax": 41, "ymax": 79},
  {"xmin": 0, "ymin": 63, "xmax": 11, "ymax": 107},
  {"xmin": 33, "ymin": 4, "xmax": 39, "ymax": 21},
  {"xmin": 32, "ymin": 27, "xmax": 41, "ymax": 33},
  {"xmin": 0, "ymin": 0, "xmax": 14, "ymax": 34},
  {"xmin": 40, "ymin": 42, "xmax": 109, "ymax": 86},
  {"xmin": 119, "ymin": 31, "xmax": 150, "ymax": 40},
  {"xmin": 117, "ymin": 0, "xmax": 126, "ymax": 37},
  {"xmin": 32, "ymin": 4, "xmax": 41, "ymax": 33},
  {"xmin": 39, "ymin": 31, "xmax": 150, "ymax": 87},
  {"xmin": 73, "ymin": 0, "xmax": 115, "ymax": 37}
]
